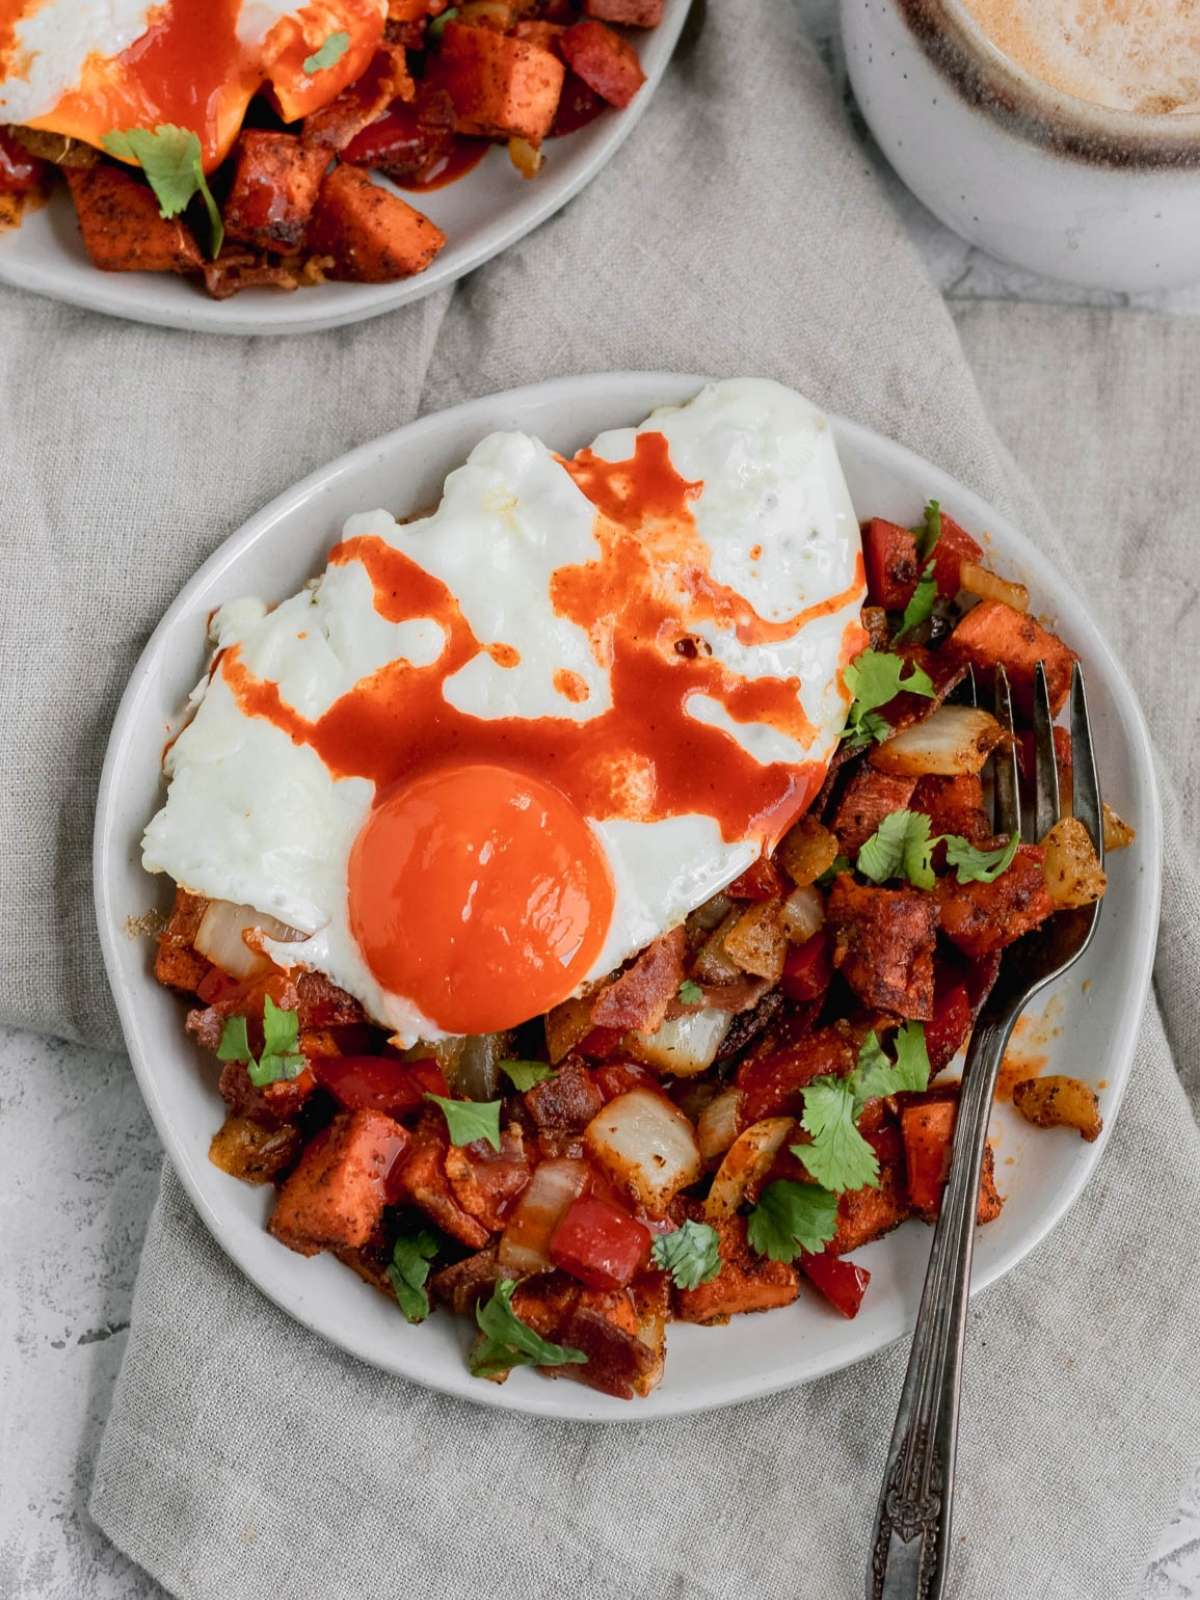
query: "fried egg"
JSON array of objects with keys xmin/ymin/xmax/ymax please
[
  {"xmin": 143, "ymin": 378, "xmax": 867, "ymax": 1043},
  {"xmin": 0, "ymin": 0, "xmax": 386, "ymax": 170}
]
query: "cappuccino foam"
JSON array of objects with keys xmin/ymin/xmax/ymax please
[{"xmin": 958, "ymin": 0, "xmax": 1200, "ymax": 114}]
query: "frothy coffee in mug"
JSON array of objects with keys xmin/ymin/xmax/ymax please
[{"xmin": 958, "ymin": 0, "xmax": 1200, "ymax": 113}]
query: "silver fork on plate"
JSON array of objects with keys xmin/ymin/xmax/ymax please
[{"xmin": 867, "ymin": 659, "xmax": 1105, "ymax": 1600}]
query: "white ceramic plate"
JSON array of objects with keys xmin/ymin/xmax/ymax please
[
  {"xmin": 94, "ymin": 372, "xmax": 1162, "ymax": 1420},
  {"xmin": 0, "ymin": 5, "xmax": 690, "ymax": 336}
]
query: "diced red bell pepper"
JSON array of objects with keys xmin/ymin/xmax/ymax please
[
  {"xmin": 862, "ymin": 518, "xmax": 920, "ymax": 610},
  {"xmin": 0, "ymin": 129, "xmax": 47, "ymax": 195},
  {"xmin": 924, "ymin": 978, "xmax": 971, "ymax": 1075},
  {"xmin": 800, "ymin": 1250, "xmax": 870, "ymax": 1319},
  {"xmin": 928, "ymin": 513, "xmax": 984, "ymax": 599},
  {"xmin": 311, "ymin": 1055, "xmax": 448, "ymax": 1117},
  {"xmin": 900, "ymin": 1098, "xmax": 956, "ymax": 1217},
  {"xmin": 549, "ymin": 1196, "xmax": 652, "ymax": 1290},
  {"xmin": 726, "ymin": 856, "xmax": 789, "ymax": 901},
  {"xmin": 341, "ymin": 89, "xmax": 456, "ymax": 181},
  {"xmin": 577, "ymin": 1025, "xmax": 629, "ymax": 1062},
  {"xmin": 780, "ymin": 931, "xmax": 833, "ymax": 1002}
]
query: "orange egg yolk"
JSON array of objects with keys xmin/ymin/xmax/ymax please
[{"xmin": 348, "ymin": 763, "xmax": 615, "ymax": 1036}]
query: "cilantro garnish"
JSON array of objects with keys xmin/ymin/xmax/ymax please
[
  {"xmin": 746, "ymin": 1180, "xmax": 838, "ymax": 1263},
  {"xmin": 776, "ymin": 1024, "xmax": 932, "ymax": 1200},
  {"xmin": 841, "ymin": 650, "xmax": 935, "ymax": 749},
  {"xmin": 428, "ymin": 6, "xmax": 459, "ymax": 38},
  {"xmin": 677, "ymin": 979, "xmax": 705, "ymax": 1007},
  {"xmin": 387, "ymin": 1227, "xmax": 440, "ymax": 1324},
  {"xmin": 651, "ymin": 1220, "xmax": 721, "ymax": 1289},
  {"xmin": 894, "ymin": 560, "xmax": 938, "ymax": 643},
  {"xmin": 499, "ymin": 1059, "xmax": 556, "ymax": 1091},
  {"xmin": 857, "ymin": 809, "xmax": 937, "ymax": 891},
  {"xmin": 943, "ymin": 832, "xmax": 1021, "ymax": 883},
  {"xmin": 469, "ymin": 1280, "xmax": 587, "ymax": 1379},
  {"xmin": 425, "ymin": 1093, "xmax": 502, "ymax": 1152},
  {"xmin": 102, "ymin": 125, "xmax": 223, "ymax": 258},
  {"xmin": 856, "ymin": 809, "xmax": 1021, "ymax": 890},
  {"xmin": 303, "ymin": 30, "xmax": 350, "ymax": 73},
  {"xmin": 216, "ymin": 994, "xmax": 306, "ymax": 1088},
  {"xmin": 914, "ymin": 498, "xmax": 942, "ymax": 561}
]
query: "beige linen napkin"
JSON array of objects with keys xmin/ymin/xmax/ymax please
[{"xmin": 0, "ymin": 0, "xmax": 1195, "ymax": 1594}]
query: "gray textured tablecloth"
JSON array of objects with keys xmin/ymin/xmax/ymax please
[{"xmin": 0, "ymin": 1, "xmax": 1196, "ymax": 1595}]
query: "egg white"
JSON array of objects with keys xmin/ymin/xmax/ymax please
[{"xmin": 143, "ymin": 379, "xmax": 864, "ymax": 1044}]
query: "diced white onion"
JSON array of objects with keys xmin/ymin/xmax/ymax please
[
  {"xmin": 584, "ymin": 1089, "xmax": 702, "ymax": 1213},
  {"xmin": 697, "ymin": 1086, "xmax": 742, "ymax": 1163},
  {"xmin": 959, "ymin": 561, "xmax": 1029, "ymax": 613},
  {"xmin": 704, "ymin": 1117, "xmax": 795, "ymax": 1220},
  {"xmin": 630, "ymin": 1008, "xmax": 731, "ymax": 1078},
  {"xmin": 870, "ymin": 705, "xmax": 1005, "ymax": 777},
  {"xmin": 498, "ymin": 1157, "xmax": 590, "ymax": 1275},
  {"xmin": 781, "ymin": 885, "xmax": 824, "ymax": 944},
  {"xmin": 194, "ymin": 899, "xmax": 300, "ymax": 980}
]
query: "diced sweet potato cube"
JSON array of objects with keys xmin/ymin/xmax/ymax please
[
  {"xmin": 307, "ymin": 165, "xmax": 445, "ymax": 281},
  {"xmin": 910, "ymin": 773, "xmax": 991, "ymax": 844},
  {"xmin": 936, "ymin": 843, "xmax": 1054, "ymax": 958},
  {"xmin": 829, "ymin": 1126, "xmax": 911, "ymax": 1253},
  {"xmin": 154, "ymin": 887, "xmax": 210, "ymax": 992},
  {"xmin": 430, "ymin": 22, "xmax": 565, "ymax": 141},
  {"xmin": 584, "ymin": 0, "xmax": 664, "ymax": 24},
  {"xmin": 67, "ymin": 163, "xmax": 202, "ymax": 273},
  {"xmin": 223, "ymin": 131, "xmax": 328, "ymax": 254},
  {"xmin": 736, "ymin": 1026, "xmax": 855, "ymax": 1126},
  {"xmin": 674, "ymin": 1217, "xmax": 799, "ymax": 1324},
  {"xmin": 388, "ymin": 1108, "xmax": 491, "ymax": 1248},
  {"xmin": 560, "ymin": 20, "xmax": 646, "ymax": 108},
  {"xmin": 831, "ymin": 766, "xmax": 918, "ymax": 855},
  {"xmin": 269, "ymin": 1109, "xmax": 407, "ymax": 1257},
  {"xmin": 826, "ymin": 876, "xmax": 937, "ymax": 1019},
  {"xmin": 900, "ymin": 1096, "xmax": 1005, "ymax": 1223},
  {"xmin": 509, "ymin": 1275, "xmax": 658, "ymax": 1400},
  {"xmin": 945, "ymin": 600, "xmax": 1077, "ymax": 717},
  {"xmin": 862, "ymin": 518, "xmax": 920, "ymax": 610}
]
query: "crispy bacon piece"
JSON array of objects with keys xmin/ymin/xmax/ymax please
[
  {"xmin": 511, "ymin": 1273, "xmax": 663, "ymax": 1398},
  {"xmin": 826, "ymin": 876, "xmax": 937, "ymax": 1020},
  {"xmin": 935, "ymin": 844, "xmax": 1053, "ymax": 958},
  {"xmin": 522, "ymin": 1058, "xmax": 605, "ymax": 1134},
  {"xmin": 673, "ymin": 1217, "xmax": 799, "ymax": 1324},
  {"xmin": 590, "ymin": 927, "xmax": 685, "ymax": 1033},
  {"xmin": 831, "ymin": 765, "xmax": 918, "ymax": 855},
  {"xmin": 431, "ymin": 1244, "xmax": 506, "ymax": 1314},
  {"xmin": 201, "ymin": 248, "xmax": 306, "ymax": 299},
  {"xmin": 269, "ymin": 1109, "xmax": 408, "ymax": 1257},
  {"xmin": 560, "ymin": 20, "xmax": 645, "ymax": 108}
]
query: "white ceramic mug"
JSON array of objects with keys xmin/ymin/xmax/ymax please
[{"xmin": 841, "ymin": 0, "xmax": 1200, "ymax": 292}]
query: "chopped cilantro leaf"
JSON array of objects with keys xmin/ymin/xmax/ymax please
[
  {"xmin": 469, "ymin": 1279, "xmax": 586, "ymax": 1379},
  {"xmin": 651, "ymin": 1220, "xmax": 721, "ymax": 1289},
  {"xmin": 428, "ymin": 6, "xmax": 458, "ymax": 38},
  {"xmin": 841, "ymin": 650, "xmax": 935, "ymax": 748},
  {"xmin": 894, "ymin": 560, "xmax": 938, "ymax": 643},
  {"xmin": 943, "ymin": 832, "xmax": 1021, "ymax": 884},
  {"xmin": 303, "ymin": 30, "xmax": 350, "ymax": 73},
  {"xmin": 102, "ymin": 124, "xmax": 223, "ymax": 257},
  {"xmin": 217, "ymin": 996, "xmax": 306, "ymax": 1088},
  {"xmin": 857, "ymin": 809, "xmax": 937, "ymax": 891},
  {"xmin": 499, "ymin": 1059, "xmax": 556, "ymax": 1091},
  {"xmin": 797, "ymin": 1079, "xmax": 880, "ymax": 1193},
  {"xmin": 425, "ymin": 1093, "xmax": 502, "ymax": 1152},
  {"xmin": 678, "ymin": 979, "xmax": 705, "ymax": 1007},
  {"xmin": 915, "ymin": 498, "xmax": 942, "ymax": 561},
  {"xmin": 850, "ymin": 1023, "xmax": 931, "ymax": 1110},
  {"xmin": 747, "ymin": 1180, "xmax": 839, "ymax": 1263},
  {"xmin": 387, "ymin": 1227, "xmax": 440, "ymax": 1324}
]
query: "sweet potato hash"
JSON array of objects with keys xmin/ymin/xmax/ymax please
[
  {"xmin": 0, "ymin": 0, "xmax": 662, "ymax": 300},
  {"xmin": 152, "ymin": 502, "xmax": 1130, "ymax": 1399}
]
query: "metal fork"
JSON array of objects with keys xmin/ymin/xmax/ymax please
[{"xmin": 867, "ymin": 660, "xmax": 1105, "ymax": 1600}]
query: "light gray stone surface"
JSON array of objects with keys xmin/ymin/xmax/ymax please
[{"xmin": 4, "ymin": 5, "xmax": 1200, "ymax": 1597}]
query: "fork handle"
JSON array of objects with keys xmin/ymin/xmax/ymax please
[{"xmin": 867, "ymin": 1008, "xmax": 1019, "ymax": 1600}]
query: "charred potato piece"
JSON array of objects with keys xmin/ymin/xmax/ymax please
[{"xmin": 1012, "ymin": 1075, "xmax": 1103, "ymax": 1142}]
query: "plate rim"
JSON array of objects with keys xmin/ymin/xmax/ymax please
[
  {"xmin": 93, "ymin": 369, "xmax": 1163, "ymax": 1420},
  {"xmin": 0, "ymin": 0, "xmax": 691, "ymax": 337}
]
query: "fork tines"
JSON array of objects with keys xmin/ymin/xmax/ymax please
[{"xmin": 983, "ymin": 659, "xmax": 1102, "ymax": 850}]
